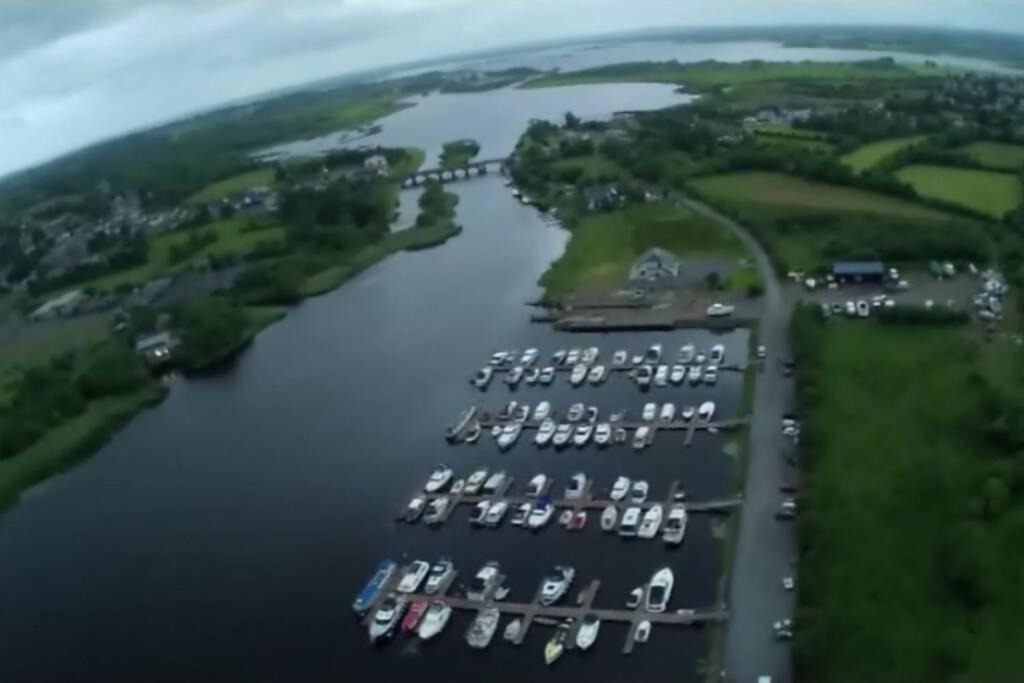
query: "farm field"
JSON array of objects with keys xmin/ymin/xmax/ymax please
[
  {"xmin": 841, "ymin": 135, "xmax": 925, "ymax": 172},
  {"xmin": 895, "ymin": 164, "xmax": 1022, "ymax": 218},
  {"xmin": 960, "ymin": 141, "xmax": 1024, "ymax": 170},
  {"xmin": 186, "ymin": 169, "xmax": 275, "ymax": 204}
]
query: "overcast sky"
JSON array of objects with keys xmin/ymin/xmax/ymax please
[{"xmin": 1, "ymin": 0, "xmax": 1022, "ymax": 179}]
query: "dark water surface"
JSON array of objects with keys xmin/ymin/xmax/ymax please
[{"xmin": 0, "ymin": 177, "xmax": 746, "ymax": 682}]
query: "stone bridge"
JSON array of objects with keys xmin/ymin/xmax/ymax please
[{"xmin": 398, "ymin": 158, "xmax": 507, "ymax": 188}]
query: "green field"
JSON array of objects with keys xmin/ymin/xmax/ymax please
[
  {"xmin": 841, "ymin": 136, "xmax": 925, "ymax": 172},
  {"xmin": 328, "ymin": 96, "xmax": 410, "ymax": 129},
  {"xmin": 550, "ymin": 155, "xmax": 626, "ymax": 183},
  {"xmin": 539, "ymin": 201, "xmax": 747, "ymax": 297},
  {"xmin": 186, "ymin": 169, "xmax": 275, "ymax": 204},
  {"xmin": 691, "ymin": 172, "xmax": 951, "ymax": 220},
  {"xmin": 793, "ymin": 317, "xmax": 1024, "ymax": 682},
  {"xmin": 754, "ymin": 135, "xmax": 833, "ymax": 154},
  {"xmin": 896, "ymin": 164, "xmax": 1022, "ymax": 218},
  {"xmin": 524, "ymin": 59, "xmax": 927, "ymax": 89},
  {"xmin": 751, "ymin": 124, "xmax": 828, "ymax": 140},
  {"xmin": 0, "ymin": 313, "xmax": 114, "ymax": 392},
  {"xmin": 78, "ymin": 219, "xmax": 286, "ymax": 292},
  {"xmin": 960, "ymin": 141, "xmax": 1024, "ymax": 170}
]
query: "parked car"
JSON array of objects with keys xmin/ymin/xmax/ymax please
[{"xmin": 706, "ymin": 303, "xmax": 735, "ymax": 317}]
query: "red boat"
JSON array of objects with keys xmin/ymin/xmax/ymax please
[
  {"xmin": 567, "ymin": 511, "xmax": 587, "ymax": 531},
  {"xmin": 401, "ymin": 598, "xmax": 429, "ymax": 632}
]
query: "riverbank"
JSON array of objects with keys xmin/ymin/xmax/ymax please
[{"xmin": 0, "ymin": 385, "xmax": 166, "ymax": 512}]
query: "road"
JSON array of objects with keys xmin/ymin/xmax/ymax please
[{"xmin": 681, "ymin": 197, "xmax": 796, "ymax": 683}]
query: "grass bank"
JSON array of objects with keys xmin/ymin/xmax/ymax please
[
  {"xmin": 792, "ymin": 315, "xmax": 1024, "ymax": 682},
  {"xmin": 0, "ymin": 386, "xmax": 166, "ymax": 512},
  {"xmin": 895, "ymin": 164, "xmax": 1023, "ymax": 218},
  {"xmin": 841, "ymin": 135, "xmax": 926, "ymax": 172},
  {"xmin": 186, "ymin": 168, "xmax": 275, "ymax": 204},
  {"xmin": 960, "ymin": 141, "xmax": 1024, "ymax": 171}
]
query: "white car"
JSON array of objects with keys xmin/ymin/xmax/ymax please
[
  {"xmin": 706, "ymin": 303, "xmax": 735, "ymax": 317},
  {"xmin": 856, "ymin": 300, "xmax": 870, "ymax": 318},
  {"xmin": 844, "ymin": 301, "xmax": 857, "ymax": 317}
]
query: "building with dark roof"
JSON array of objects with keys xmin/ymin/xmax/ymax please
[{"xmin": 831, "ymin": 261, "xmax": 884, "ymax": 283}]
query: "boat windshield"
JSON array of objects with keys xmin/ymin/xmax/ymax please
[{"xmin": 649, "ymin": 586, "xmax": 665, "ymax": 604}]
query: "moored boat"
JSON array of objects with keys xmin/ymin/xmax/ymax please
[
  {"xmin": 482, "ymin": 470, "xmax": 507, "ymax": 493},
  {"xmin": 544, "ymin": 629, "xmax": 566, "ymax": 665},
  {"xmin": 646, "ymin": 567, "xmax": 674, "ymax": 613},
  {"xmin": 533, "ymin": 401, "xmax": 552, "ymax": 421},
  {"xmin": 446, "ymin": 406, "xmax": 478, "ymax": 442},
  {"xmin": 511, "ymin": 502, "xmax": 532, "ymax": 526},
  {"xmin": 698, "ymin": 401, "xmax": 716, "ymax": 422},
  {"xmin": 471, "ymin": 367, "xmax": 493, "ymax": 389},
  {"xmin": 688, "ymin": 365, "xmax": 702, "ymax": 385},
  {"xmin": 424, "ymin": 464, "xmax": 453, "ymax": 493},
  {"xmin": 638, "ymin": 504, "xmax": 663, "ymax": 539},
  {"xmin": 463, "ymin": 423, "xmax": 481, "ymax": 444},
  {"xmin": 535, "ymin": 418, "xmax": 557, "ymax": 446},
  {"xmin": 401, "ymin": 598, "xmax": 429, "ymax": 632},
  {"xmin": 553, "ymin": 423, "xmax": 573, "ymax": 448},
  {"xmin": 610, "ymin": 476, "xmax": 630, "ymax": 501},
  {"xmin": 570, "ymin": 364, "xmax": 588, "ymax": 386},
  {"xmin": 539, "ymin": 566, "xmax": 576, "ymax": 606},
  {"xmin": 368, "ymin": 594, "xmax": 407, "ymax": 643},
  {"xmin": 670, "ymin": 364, "xmax": 686, "ymax": 384},
  {"xmin": 634, "ymin": 620, "xmax": 652, "ymax": 643},
  {"xmin": 353, "ymin": 560, "xmax": 396, "ymax": 613},
  {"xmin": 588, "ymin": 365, "xmax": 607, "ymax": 384},
  {"xmin": 504, "ymin": 366, "xmax": 524, "ymax": 386},
  {"xmin": 527, "ymin": 502, "xmax": 554, "ymax": 530},
  {"xmin": 612, "ymin": 350, "xmax": 628, "ymax": 366},
  {"xmin": 619, "ymin": 506, "xmax": 641, "ymax": 537},
  {"xmin": 567, "ymin": 402, "xmax": 585, "ymax": 423},
  {"xmin": 503, "ymin": 617, "xmax": 523, "ymax": 643},
  {"xmin": 594, "ymin": 423, "xmax": 611, "ymax": 446},
  {"xmin": 467, "ymin": 562, "xmax": 501, "ymax": 601},
  {"xmin": 679, "ymin": 343, "xmax": 695, "ymax": 363},
  {"xmin": 418, "ymin": 600, "xmax": 451, "ymax": 640},
  {"xmin": 565, "ymin": 472, "xmax": 587, "ymax": 500},
  {"xmin": 576, "ymin": 613, "xmax": 601, "ymax": 651},
  {"xmin": 423, "ymin": 497, "xmax": 450, "ymax": 525},
  {"xmin": 404, "ymin": 497, "xmax": 425, "ymax": 523},
  {"xmin": 539, "ymin": 367, "xmax": 556, "ymax": 385},
  {"xmin": 633, "ymin": 426, "xmax": 651, "ymax": 450},
  {"xmin": 466, "ymin": 608, "xmax": 500, "ymax": 649},
  {"xmin": 484, "ymin": 501, "xmax": 509, "ymax": 527},
  {"xmin": 631, "ymin": 480, "xmax": 649, "ymax": 503},
  {"xmin": 497, "ymin": 423, "xmax": 522, "ymax": 451},
  {"xmin": 709, "ymin": 343, "xmax": 726, "ymax": 365},
  {"xmin": 526, "ymin": 474, "xmax": 548, "ymax": 497},
  {"xmin": 424, "ymin": 559, "xmax": 454, "ymax": 594},
  {"xmin": 663, "ymin": 505, "xmax": 688, "ymax": 545},
  {"xmin": 660, "ymin": 402, "xmax": 676, "ymax": 423},
  {"xmin": 568, "ymin": 511, "xmax": 587, "ymax": 530},
  {"xmin": 464, "ymin": 468, "xmax": 489, "ymax": 495},
  {"xmin": 573, "ymin": 423, "xmax": 593, "ymax": 447},
  {"xmin": 600, "ymin": 505, "xmax": 618, "ymax": 531},
  {"xmin": 397, "ymin": 560, "xmax": 430, "ymax": 593}
]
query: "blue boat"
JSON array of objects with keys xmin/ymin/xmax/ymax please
[{"xmin": 353, "ymin": 560, "xmax": 396, "ymax": 613}]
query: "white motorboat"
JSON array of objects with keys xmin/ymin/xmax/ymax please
[
  {"xmin": 553, "ymin": 423, "xmax": 573, "ymax": 448},
  {"xmin": 670, "ymin": 365, "xmax": 686, "ymax": 384},
  {"xmin": 466, "ymin": 607, "xmax": 500, "ymax": 649},
  {"xmin": 496, "ymin": 401, "xmax": 517, "ymax": 421},
  {"xmin": 505, "ymin": 366, "xmax": 524, "ymax": 386},
  {"xmin": 663, "ymin": 506, "xmax": 687, "ymax": 545},
  {"xmin": 584, "ymin": 406, "xmax": 599, "ymax": 423},
  {"xmin": 368, "ymin": 594, "xmax": 407, "ymax": 643},
  {"xmin": 581, "ymin": 346, "xmax": 599, "ymax": 364},
  {"xmin": 485, "ymin": 501, "xmax": 509, "ymax": 527},
  {"xmin": 576, "ymin": 614, "xmax": 601, "ymax": 651},
  {"xmin": 489, "ymin": 351, "xmax": 509, "ymax": 366},
  {"xmin": 642, "ymin": 402, "xmax": 658, "ymax": 422},
  {"xmin": 610, "ymin": 476, "xmax": 630, "ymax": 501},
  {"xmin": 633, "ymin": 426, "xmax": 651, "ymax": 450},
  {"xmin": 471, "ymin": 367, "xmax": 493, "ymax": 389},
  {"xmin": 470, "ymin": 501, "xmax": 490, "ymax": 526},
  {"xmin": 679, "ymin": 344, "xmax": 695, "ymax": 364},
  {"xmin": 573, "ymin": 423, "xmax": 593, "ymax": 447},
  {"xmin": 655, "ymin": 365, "xmax": 669, "ymax": 386},
  {"xmin": 424, "ymin": 559, "xmax": 454, "ymax": 594},
  {"xmin": 688, "ymin": 365, "xmax": 702, "ymax": 385},
  {"xmin": 638, "ymin": 504, "xmax": 663, "ymax": 539},
  {"xmin": 660, "ymin": 403, "xmax": 676, "ymax": 423},
  {"xmin": 600, "ymin": 505, "xmax": 618, "ymax": 531},
  {"xmin": 646, "ymin": 567, "xmax": 674, "ymax": 613},
  {"xmin": 490, "ymin": 425, "xmax": 503, "ymax": 440},
  {"xmin": 631, "ymin": 480, "xmax": 649, "ymax": 503},
  {"xmin": 513, "ymin": 403, "xmax": 530, "ymax": 423},
  {"xmin": 635, "ymin": 364, "xmax": 653, "ymax": 387},
  {"xmin": 567, "ymin": 403, "xmax": 585, "ymax": 423},
  {"xmin": 483, "ymin": 471, "xmax": 507, "ymax": 493},
  {"xmin": 644, "ymin": 344, "xmax": 662, "ymax": 364},
  {"xmin": 695, "ymin": 352, "xmax": 706, "ymax": 364},
  {"xmin": 418, "ymin": 600, "xmax": 452, "ymax": 640},
  {"xmin": 698, "ymin": 401, "xmax": 716, "ymax": 422},
  {"xmin": 619, "ymin": 507, "xmax": 641, "ymax": 536},
  {"xmin": 559, "ymin": 509, "xmax": 574, "ymax": 527},
  {"xmin": 503, "ymin": 617, "xmax": 523, "ymax": 643},
  {"xmin": 511, "ymin": 502, "xmax": 532, "ymax": 526},
  {"xmin": 703, "ymin": 366, "xmax": 718, "ymax": 385},
  {"xmin": 681, "ymin": 406, "xmax": 696, "ymax": 421},
  {"xmin": 450, "ymin": 479, "xmax": 465, "ymax": 495},
  {"xmin": 527, "ymin": 503, "xmax": 554, "ymax": 530},
  {"xmin": 521, "ymin": 348, "xmax": 539, "ymax": 366},
  {"xmin": 565, "ymin": 473, "xmax": 587, "ymax": 500},
  {"xmin": 570, "ymin": 364, "xmax": 588, "ymax": 386},
  {"xmin": 631, "ymin": 353, "xmax": 644, "ymax": 366},
  {"xmin": 463, "ymin": 424, "xmax": 481, "ymax": 444},
  {"xmin": 552, "ymin": 350, "xmax": 567, "ymax": 365},
  {"xmin": 535, "ymin": 419, "xmax": 557, "ymax": 446},
  {"xmin": 446, "ymin": 407, "xmax": 478, "ymax": 442},
  {"xmin": 525, "ymin": 367, "xmax": 541, "ymax": 384},
  {"xmin": 405, "ymin": 497, "xmax": 426, "ymax": 523},
  {"xmin": 424, "ymin": 465, "xmax": 453, "ymax": 493},
  {"xmin": 709, "ymin": 343, "xmax": 726, "ymax": 365},
  {"xmin": 612, "ymin": 350, "xmax": 628, "ymax": 366},
  {"xmin": 533, "ymin": 401, "xmax": 552, "ymax": 421},
  {"xmin": 634, "ymin": 620, "xmax": 652, "ymax": 643},
  {"xmin": 423, "ymin": 497, "xmax": 450, "ymax": 525},
  {"xmin": 588, "ymin": 365, "xmax": 607, "ymax": 384},
  {"xmin": 539, "ymin": 566, "xmax": 576, "ymax": 606},
  {"xmin": 539, "ymin": 367, "xmax": 555, "ymax": 385},
  {"xmin": 464, "ymin": 468, "xmax": 488, "ymax": 495},
  {"xmin": 467, "ymin": 562, "xmax": 501, "ymax": 601},
  {"xmin": 566, "ymin": 348, "xmax": 581, "ymax": 365},
  {"xmin": 526, "ymin": 474, "xmax": 548, "ymax": 497},
  {"xmin": 626, "ymin": 587, "xmax": 643, "ymax": 609},
  {"xmin": 594, "ymin": 423, "xmax": 612, "ymax": 446},
  {"xmin": 497, "ymin": 423, "xmax": 522, "ymax": 451}
]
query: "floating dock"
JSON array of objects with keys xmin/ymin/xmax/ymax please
[{"xmin": 361, "ymin": 566, "xmax": 729, "ymax": 654}]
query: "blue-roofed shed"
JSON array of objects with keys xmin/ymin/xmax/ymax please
[{"xmin": 831, "ymin": 261, "xmax": 884, "ymax": 283}]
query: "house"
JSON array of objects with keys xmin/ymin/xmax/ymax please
[
  {"xmin": 29, "ymin": 289, "xmax": 86, "ymax": 322},
  {"xmin": 582, "ymin": 184, "xmax": 619, "ymax": 212},
  {"xmin": 363, "ymin": 154, "xmax": 389, "ymax": 175},
  {"xmin": 831, "ymin": 261, "xmax": 885, "ymax": 284},
  {"xmin": 134, "ymin": 331, "xmax": 180, "ymax": 367},
  {"xmin": 630, "ymin": 248, "xmax": 681, "ymax": 283}
]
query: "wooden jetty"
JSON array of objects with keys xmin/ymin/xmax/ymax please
[
  {"xmin": 400, "ymin": 479, "xmax": 742, "ymax": 526},
  {"xmin": 360, "ymin": 564, "xmax": 729, "ymax": 654},
  {"xmin": 486, "ymin": 361, "xmax": 747, "ymax": 375}
]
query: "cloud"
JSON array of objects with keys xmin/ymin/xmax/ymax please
[{"xmin": 0, "ymin": 0, "xmax": 1020, "ymax": 178}]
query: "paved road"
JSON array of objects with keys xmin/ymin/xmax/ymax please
[{"xmin": 681, "ymin": 197, "xmax": 796, "ymax": 683}]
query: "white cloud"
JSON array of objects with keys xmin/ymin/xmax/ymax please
[{"xmin": 0, "ymin": 0, "xmax": 1020, "ymax": 178}]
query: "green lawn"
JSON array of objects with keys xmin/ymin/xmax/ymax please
[
  {"xmin": 76, "ymin": 219, "xmax": 286, "ymax": 293},
  {"xmin": 691, "ymin": 172, "xmax": 952, "ymax": 220},
  {"xmin": 539, "ymin": 201, "xmax": 747, "ymax": 297},
  {"xmin": 328, "ymin": 96, "xmax": 411, "ymax": 129},
  {"xmin": 794, "ymin": 319, "xmax": 1024, "ymax": 682},
  {"xmin": 550, "ymin": 155, "xmax": 626, "ymax": 183},
  {"xmin": 841, "ymin": 136, "xmax": 926, "ymax": 172},
  {"xmin": 186, "ymin": 169, "xmax": 275, "ymax": 204},
  {"xmin": 0, "ymin": 387, "xmax": 164, "ymax": 512},
  {"xmin": 0, "ymin": 313, "xmax": 114, "ymax": 391},
  {"xmin": 960, "ymin": 141, "xmax": 1024, "ymax": 171},
  {"xmin": 896, "ymin": 165, "xmax": 1022, "ymax": 218}
]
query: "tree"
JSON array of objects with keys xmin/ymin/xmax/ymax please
[
  {"xmin": 564, "ymin": 111, "xmax": 581, "ymax": 129},
  {"xmin": 174, "ymin": 298, "xmax": 251, "ymax": 370},
  {"xmin": 77, "ymin": 343, "xmax": 151, "ymax": 399}
]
